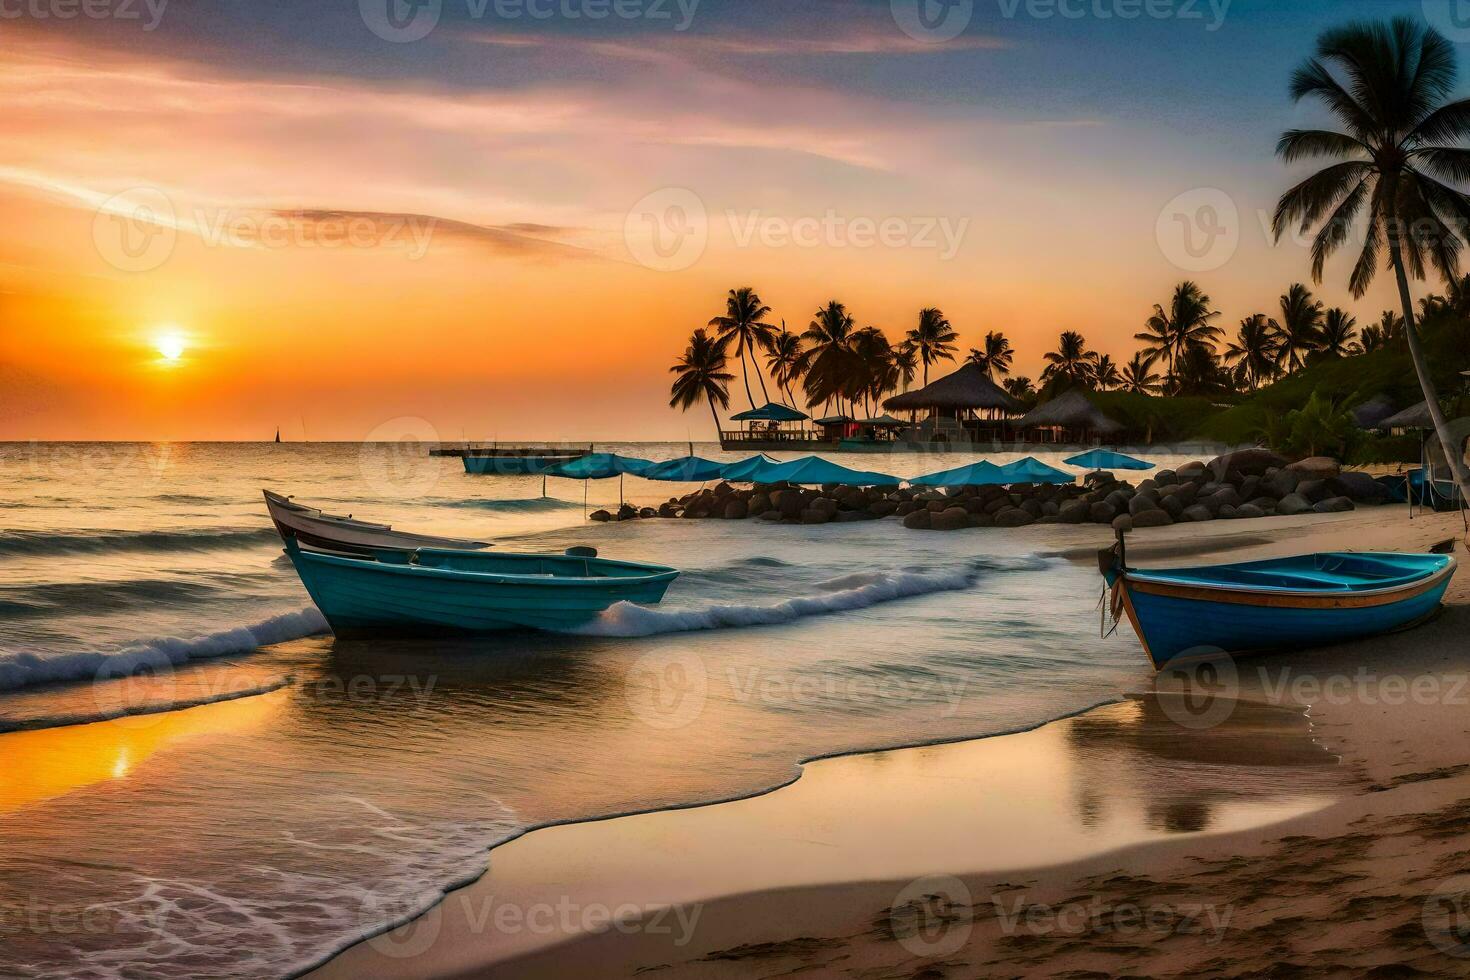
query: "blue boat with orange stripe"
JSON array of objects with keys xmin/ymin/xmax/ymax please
[{"xmin": 1099, "ymin": 532, "xmax": 1457, "ymax": 670}]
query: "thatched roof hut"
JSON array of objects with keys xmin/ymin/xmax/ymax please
[
  {"xmin": 1377, "ymin": 400, "xmax": 1433, "ymax": 431},
  {"xmin": 1015, "ymin": 390, "xmax": 1123, "ymax": 434},
  {"xmin": 884, "ymin": 363, "xmax": 1022, "ymax": 414},
  {"xmin": 1350, "ymin": 394, "xmax": 1398, "ymax": 429}
]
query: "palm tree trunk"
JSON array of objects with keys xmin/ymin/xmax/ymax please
[
  {"xmin": 753, "ymin": 354, "xmax": 771, "ymax": 404},
  {"xmin": 1387, "ymin": 232, "xmax": 1470, "ymax": 504},
  {"xmin": 707, "ymin": 395, "xmax": 722, "ymax": 440},
  {"xmin": 738, "ymin": 345, "xmax": 757, "ymax": 410}
]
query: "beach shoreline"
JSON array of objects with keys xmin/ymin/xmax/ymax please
[{"xmin": 309, "ymin": 508, "xmax": 1470, "ymax": 979}]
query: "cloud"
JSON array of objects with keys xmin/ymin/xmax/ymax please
[{"xmin": 272, "ymin": 209, "xmax": 599, "ymax": 260}]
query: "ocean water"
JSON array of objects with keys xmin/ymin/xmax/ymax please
[{"xmin": 0, "ymin": 441, "xmax": 1196, "ymax": 978}]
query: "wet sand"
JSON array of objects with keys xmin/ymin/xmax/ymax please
[{"xmin": 311, "ymin": 508, "xmax": 1470, "ymax": 979}]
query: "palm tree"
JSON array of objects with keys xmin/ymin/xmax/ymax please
[
  {"xmin": 1136, "ymin": 281, "xmax": 1221, "ymax": 389},
  {"xmin": 1092, "ymin": 354, "xmax": 1122, "ymax": 391},
  {"xmin": 966, "ymin": 330, "xmax": 1014, "ymax": 379},
  {"xmin": 1224, "ymin": 313, "xmax": 1282, "ymax": 390},
  {"xmin": 708, "ymin": 286, "xmax": 778, "ymax": 410},
  {"xmin": 764, "ymin": 322, "xmax": 805, "ymax": 407},
  {"xmin": 1319, "ymin": 307, "xmax": 1361, "ymax": 357},
  {"xmin": 800, "ymin": 301, "xmax": 858, "ymax": 412},
  {"xmin": 1174, "ymin": 342, "xmax": 1229, "ymax": 396},
  {"xmin": 1275, "ymin": 283, "xmax": 1325, "ymax": 373},
  {"xmin": 891, "ymin": 341, "xmax": 918, "ymax": 392},
  {"xmin": 905, "ymin": 307, "xmax": 958, "ymax": 386},
  {"xmin": 1003, "ymin": 376, "xmax": 1036, "ymax": 400},
  {"xmin": 1041, "ymin": 330, "xmax": 1097, "ymax": 387},
  {"xmin": 849, "ymin": 327, "xmax": 901, "ymax": 416},
  {"xmin": 1272, "ymin": 15, "xmax": 1470, "ymax": 499},
  {"xmin": 669, "ymin": 329, "xmax": 734, "ymax": 434},
  {"xmin": 1121, "ymin": 352, "xmax": 1163, "ymax": 395}
]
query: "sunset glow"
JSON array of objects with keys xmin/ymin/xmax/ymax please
[{"xmin": 0, "ymin": 1, "xmax": 1415, "ymax": 439}]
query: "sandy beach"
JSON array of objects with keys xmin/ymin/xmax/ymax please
[{"xmin": 307, "ymin": 505, "xmax": 1470, "ymax": 979}]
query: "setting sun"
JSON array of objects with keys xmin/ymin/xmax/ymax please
[{"xmin": 154, "ymin": 332, "xmax": 187, "ymax": 363}]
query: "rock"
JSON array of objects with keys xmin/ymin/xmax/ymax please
[
  {"xmin": 1237, "ymin": 475, "xmax": 1261, "ymax": 501},
  {"xmin": 1128, "ymin": 492, "xmax": 1161, "ymax": 517},
  {"xmin": 1112, "ymin": 514, "xmax": 1134, "ymax": 532},
  {"xmin": 1277, "ymin": 493, "xmax": 1312, "ymax": 516},
  {"xmin": 776, "ymin": 490, "xmax": 805, "ymax": 519},
  {"xmin": 1159, "ymin": 495, "xmax": 1185, "ymax": 519},
  {"xmin": 658, "ymin": 503, "xmax": 681, "ymax": 518},
  {"xmin": 1217, "ymin": 504, "xmax": 1238, "ymax": 520},
  {"xmin": 800, "ymin": 508, "xmax": 831, "ymax": 525},
  {"xmin": 747, "ymin": 493, "xmax": 772, "ymax": 515},
  {"xmin": 589, "ymin": 509, "xmax": 613, "ymax": 522},
  {"xmin": 868, "ymin": 499, "xmax": 899, "ymax": 518},
  {"xmin": 902, "ymin": 509, "xmax": 932, "ymax": 530},
  {"xmin": 1313, "ymin": 496, "xmax": 1355, "ymax": 513},
  {"xmin": 833, "ymin": 510, "xmax": 870, "ymax": 523},
  {"xmin": 617, "ymin": 504, "xmax": 638, "ymax": 521},
  {"xmin": 1295, "ymin": 479, "xmax": 1332, "ymax": 504},
  {"xmin": 1105, "ymin": 490, "xmax": 1133, "ymax": 511},
  {"xmin": 758, "ymin": 510, "xmax": 783, "ymax": 522},
  {"xmin": 931, "ymin": 506, "xmax": 970, "ymax": 531},
  {"xmin": 639, "ymin": 507, "xmax": 657, "ymax": 519},
  {"xmin": 1089, "ymin": 501, "xmax": 1118, "ymax": 523},
  {"xmin": 810, "ymin": 497, "xmax": 839, "ymax": 516},
  {"xmin": 1261, "ymin": 468, "xmax": 1301, "ymax": 498},
  {"xmin": 1288, "ymin": 456, "xmax": 1341, "ymax": 479},
  {"xmin": 1154, "ymin": 469, "xmax": 1177, "ymax": 486},
  {"xmin": 994, "ymin": 507, "xmax": 1035, "ymax": 528},
  {"xmin": 968, "ymin": 512, "xmax": 995, "ymax": 528},
  {"xmin": 1182, "ymin": 504, "xmax": 1214, "ymax": 522},
  {"xmin": 1058, "ymin": 500, "xmax": 1090, "ymax": 524},
  {"xmin": 722, "ymin": 499, "xmax": 749, "ymax": 520},
  {"xmin": 895, "ymin": 501, "xmax": 919, "ymax": 517},
  {"xmin": 1177, "ymin": 461, "xmax": 1208, "ymax": 480},
  {"xmin": 1020, "ymin": 499, "xmax": 1045, "ymax": 518},
  {"xmin": 926, "ymin": 499, "xmax": 952, "ymax": 513},
  {"xmin": 1235, "ymin": 503, "xmax": 1266, "ymax": 519},
  {"xmin": 1332, "ymin": 471, "xmax": 1392, "ymax": 504},
  {"xmin": 1132, "ymin": 509, "xmax": 1174, "ymax": 528},
  {"xmin": 1206, "ymin": 486, "xmax": 1241, "ymax": 509},
  {"xmin": 1210, "ymin": 449, "xmax": 1289, "ymax": 478}
]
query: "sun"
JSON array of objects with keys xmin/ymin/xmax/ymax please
[{"xmin": 154, "ymin": 331, "xmax": 187, "ymax": 363}]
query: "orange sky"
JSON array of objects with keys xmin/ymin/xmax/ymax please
[{"xmin": 0, "ymin": 6, "xmax": 1417, "ymax": 440}]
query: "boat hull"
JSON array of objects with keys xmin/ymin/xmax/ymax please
[
  {"xmin": 287, "ymin": 548, "xmax": 677, "ymax": 637},
  {"xmin": 264, "ymin": 491, "xmax": 489, "ymax": 554},
  {"xmin": 1114, "ymin": 560, "xmax": 1455, "ymax": 669}
]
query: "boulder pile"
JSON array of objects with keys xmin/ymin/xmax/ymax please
[{"xmin": 586, "ymin": 449, "xmax": 1398, "ymax": 530}]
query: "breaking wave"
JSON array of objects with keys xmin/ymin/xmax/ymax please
[
  {"xmin": 0, "ymin": 607, "xmax": 327, "ymax": 692},
  {"xmin": 0, "ymin": 527, "xmax": 279, "ymax": 557},
  {"xmin": 574, "ymin": 565, "xmax": 989, "ymax": 638}
]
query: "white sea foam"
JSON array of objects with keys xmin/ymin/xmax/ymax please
[
  {"xmin": 572, "ymin": 566, "xmax": 977, "ymax": 637},
  {"xmin": 0, "ymin": 607, "xmax": 327, "ymax": 692}
]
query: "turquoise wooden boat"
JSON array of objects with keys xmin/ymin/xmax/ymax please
[
  {"xmin": 1100, "ymin": 534, "xmax": 1456, "ymax": 669},
  {"xmin": 284, "ymin": 538, "xmax": 678, "ymax": 637}
]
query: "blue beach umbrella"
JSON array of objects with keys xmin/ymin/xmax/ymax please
[
  {"xmin": 755, "ymin": 456, "xmax": 900, "ymax": 487},
  {"xmin": 642, "ymin": 455, "xmax": 729, "ymax": 482},
  {"xmin": 544, "ymin": 453, "xmax": 654, "ymax": 479},
  {"xmin": 719, "ymin": 454, "xmax": 782, "ymax": 482},
  {"xmin": 908, "ymin": 460, "xmax": 1009, "ymax": 487},
  {"xmin": 996, "ymin": 457, "xmax": 1075, "ymax": 484},
  {"xmin": 1063, "ymin": 449, "xmax": 1155, "ymax": 472}
]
